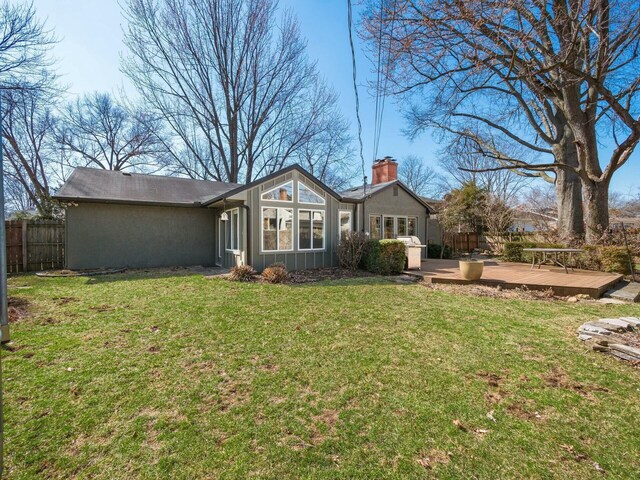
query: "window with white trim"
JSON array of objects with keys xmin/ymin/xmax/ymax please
[
  {"xmin": 225, "ymin": 208, "xmax": 240, "ymax": 251},
  {"xmin": 299, "ymin": 209, "xmax": 325, "ymax": 250},
  {"xmin": 261, "ymin": 181, "xmax": 293, "ymax": 202},
  {"xmin": 339, "ymin": 210, "xmax": 352, "ymax": 242},
  {"xmin": 298, "ymin": 182, "xmax": 325, "ymax": 204},
  {"xmin": 397, "ymin": 217, "xmax": 408, "ymax": 237},
  {"xmin": 262, "ymin": 207, "xmax": 293, "ymax": 251},
  {"xmin": 383, "ymin": 216, "xmax": 395, "ymax": 239},
  {"xmin": 408, "ymin": 217, "xmax": 418, "ymax": 236}
]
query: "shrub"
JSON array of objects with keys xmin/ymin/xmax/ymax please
[
  {"xmin": 427, "ymin": 243, "xmax": 451, "ymax": 259},
  {"xmin": 262, "ymin": 263, "xmax": 288, "ymax": 283},
  {"xmin": 600, "ymin": 246, "xmax": 632, "ymax": 274},
  {"xmin": 502, "ymin": 241, "xmax": 566, "ymax": 263},
  {"xmin": 362, "ymin": 239, "xmax": 406, "ymax": 275},
  {"xmin": 502, "ymin": 241, "xmax": 536, "ymax": 262},
  {"xmin": 228, "ymin": 264, "xmax": 256, "ymax": 282},
  {"xmin": 337, "ymin": 232, "xmax": 368, "ymax": 270}
]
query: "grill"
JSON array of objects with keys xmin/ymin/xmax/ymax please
[{"xmin": 397, "ymin": 236, "xmax": 427, "ymax": 270}]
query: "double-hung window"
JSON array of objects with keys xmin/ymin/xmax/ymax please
[
  {"xmin": 408, "ymin": 217, "xmax": 418, "ymax": 236},
  {"xmin": 225, "ymin": 209, "xmax": 240, "ymax": 251},
  {"xmin": 262, "ymin": 207, "xmax": 293, "ymax": 252},
  {"xmin": 299, "ymin": 209, "xmax": 325, "ymax": 250}
]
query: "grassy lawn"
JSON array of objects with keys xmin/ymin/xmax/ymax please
[{"xmin": 4, "ymin": 271, "xmax": 640, "ymax": 479}]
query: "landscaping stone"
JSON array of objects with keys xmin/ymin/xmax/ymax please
[
  {"xmin": 577, "ymin": 318, "xmax": 640, "ymax": 365},
  {"xmin": 597, "ymin": 318, "xmax": 635, "ymax": 331},
  {"xmin": 578, "ymin": 324, "xmax": 612, "ymax": 336},
  {"xmin": 603, "ymin": 281, "xmax": 640, "ymax": 303}
]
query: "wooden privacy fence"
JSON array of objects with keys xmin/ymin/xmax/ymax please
[
  {"xmin": 444, "ymin": 232, "xmax": 480, "ymax": 253},
  {"xmin": 6, "ymin": 220, "xmax": 65, "ymax": 273}
]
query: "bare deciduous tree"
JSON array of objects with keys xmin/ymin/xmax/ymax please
[
  {"xmin": 57, "ymin": 92, "xmax": 163, "ymax": 172},
  {"xmin": 0, "ymin": 1, "xmax": 58, "ymax": 218},
  {"xmin": 438, "ymin": 134, "xmax": 532, "ymax": 203},
  {"xmin": 365, "ymin": 0, "xmax": 640, "ymax": 243},
  {"xmin": 397, "ymin": 155, "xmax": 440, "ymax": 197},
  {"xmin": 123, "ymin": 0, "xmax": 345, "ymax": 184},
  {"xmin": 2, "ymin": 85, "xmax": 59, "ymax": 216}
]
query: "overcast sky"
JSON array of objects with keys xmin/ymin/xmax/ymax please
[{"xmin": 32, "ymin": 0, "xmax": 639, "ymax": 195}]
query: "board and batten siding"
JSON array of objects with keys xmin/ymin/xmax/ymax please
[
  {"xmin": 232, "ymin": 169, "xmax": 353, "ymax": 272},
  {"xmin": 66, "ymin": 202, "xmax": 216, "ymax": 269}
]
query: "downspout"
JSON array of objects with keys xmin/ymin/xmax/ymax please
[
  {"xmin": 425, "ymin": 208, "xmax": 430, "ymax": 260},
  {"xmin": 239, "ymin": 204, "xmax": 251, "ymax": 267}
]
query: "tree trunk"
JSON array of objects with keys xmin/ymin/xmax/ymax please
[
  {"xmin": 583, "ymin": 178, "xmax": 610, "ymax": 244},
  {"xmin": 552, "ymin": 128, "xmax": 584, "ymax": 241}
]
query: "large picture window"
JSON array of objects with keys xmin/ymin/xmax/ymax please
[
  {"xmin": 339, "ymin": 211, "xmax": 352, "ymax": 242},
  {"xmin": 225, "ymin": 209, "xmax": 240, "ymax": 251},
  {"xmin": 261, "ymin": 181, "xmax": 293, "ymax": 202},
  {"xmin": 299, "ymin": 209, "xmax": 325, "ymax": 250},
  {"xmin": 369, "ymin": 215, "xmax": 381, "ymax": 240},
  {"xmin": 298, "ymin": 182, "xmax": 325, "ymax": 204},
  {"xmin": 262, "ymin": 207, "xmax": 293, "ymax": 252}
]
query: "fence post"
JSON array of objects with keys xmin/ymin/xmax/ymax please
[{"xmin": 21, "ymin": 220, "xmax": 27, "ymax": 273}]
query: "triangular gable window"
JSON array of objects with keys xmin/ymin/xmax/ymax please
[
  {"xmin": 261, "ymin": 181, "xmax": 293, "ymax": 202},
  {"xmin": 298, "ymin": 182, "xmax": 325, "ymax": 205}
]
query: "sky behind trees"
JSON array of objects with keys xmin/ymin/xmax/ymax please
[{"xmin": 32, "ymin": 0, "xmax": 639, "ymax": 196}]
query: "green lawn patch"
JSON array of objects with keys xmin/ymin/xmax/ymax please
[{"xmin": 4, "ymin": 271, "xmax": 640, "ymax": 479}]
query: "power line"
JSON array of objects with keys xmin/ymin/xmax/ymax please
[
  {"xmin": 347, "ymin": 0, "xmax": 366, "ymax": 180},
  {"xmin": 372, "ymin": 0, "xmax": 398, "ymax": 162}
]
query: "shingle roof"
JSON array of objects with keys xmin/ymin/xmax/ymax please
[
  {"xmin": 339, "ymin": 180, "xmax": 396, "ymax": 201},
  {"xmin": 54, "ymin": 167, "xmax": 239, "ymax": 207}
]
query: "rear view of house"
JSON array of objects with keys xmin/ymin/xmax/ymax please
[{"xmin": 54, "ymin": 158, "xmax": 435, "ymax": 271}]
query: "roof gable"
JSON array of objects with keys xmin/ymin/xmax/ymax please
[
  {"xmin": 340, "ymin": 180, "xmax": 435, "ymax": 213},
  {"xmin": 201, "ymin": 164, "xmax": 341, "ymax": 206}
]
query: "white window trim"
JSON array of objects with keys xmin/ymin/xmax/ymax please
[
  {"xmin": 383, "ymin": 215, "xmax": 396, "ymax": 239},
  {"xmin": 407, "ymin": 216, "xmax": 418, "ymax": 236},
  {"xmin": 225, "ymin": 208, "xmax": 240, "ymax": 253},
  {"xmin": 338, "ymin": 210, "xmax": 352, "ymax": 243},
  {"xmin": 298, "ymin": 208, "xmax": 326, "ymax": 251},
  {"xmin": 298, "ymin": 181, "xmax": 326, "ymax": 205},
  {"xmin": 260, "ymin": 180, "xmax": 294, "ymax": 203},
  {"xmin": 261, "ymin": 206, "xmax": 294, "ymax": 253},
  {"xmin": 396, "ymin": 216, "xmax": 409, "ymax": 237}
]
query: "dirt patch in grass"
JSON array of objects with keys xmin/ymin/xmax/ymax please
[
  {"xmin": 288, "ymin": 268, "xmax": 377, "ymax": 284},
  {"xmin": 423, "ymin": 282, "xmax": 558, "ymax": 301},
  {"xmin": 542, "ymin": 368, "xmax": 610, "ymax": 399},
  {"xmin": 8, "ymin": 297, "xmax": 30, "ymax": 323},
  {"xmin": 416, "ymin": 449, "xmax": 452, "ymax": 470},
  {"xmin": 52, "ymin": 296, "xmax": 78, "ymax": 305}
]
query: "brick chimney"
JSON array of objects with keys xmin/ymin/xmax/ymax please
[{"xmin": 372, "ymin": 156, "xmax": 398, "ymax": 185}]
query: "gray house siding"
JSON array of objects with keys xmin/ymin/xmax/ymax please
[
  {"xmin": 360, "ymin": 185, "xmax": 430, "ymax": 257},
  {"xmin": 65, "ymin": 203, "xmax": 216, "ymax": 269},
  {"xmin": 236, "ymin": 170, "xmax": 350, "ymax": 271}
]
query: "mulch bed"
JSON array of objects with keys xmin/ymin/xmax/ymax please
[{"xmin": 421, "ymin": 282, "xmax": 561, "ymax": 301}]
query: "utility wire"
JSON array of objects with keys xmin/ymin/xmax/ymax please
[
  {"xmin": 347, "ymin": 0, "xmax": 366, "ymax": 180},
  {"xmin": 372, "ymin": 0, "xmax": 398, "ymax": 162}
]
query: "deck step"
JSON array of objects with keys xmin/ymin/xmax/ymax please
[{"xmin": 603, "ymin": 281, "xmax": 640, "ymax": 303}]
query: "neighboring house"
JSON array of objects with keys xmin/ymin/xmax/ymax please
[
  {"xmin": 510, "ymin": 207, "xmax": 558, "ymax": 233},
  {"xmin": 53, "ymin": 157, "xmax": 435, "ymax": 271}
]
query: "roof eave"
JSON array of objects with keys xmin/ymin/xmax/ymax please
[{"xmin": 53, "ymin": 196, "xmax": 203, "ymax": 208}]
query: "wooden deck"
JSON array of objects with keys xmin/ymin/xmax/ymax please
[{"xmin": 406, "ymin": 259, "xmax": 623, "ymax": 298}]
